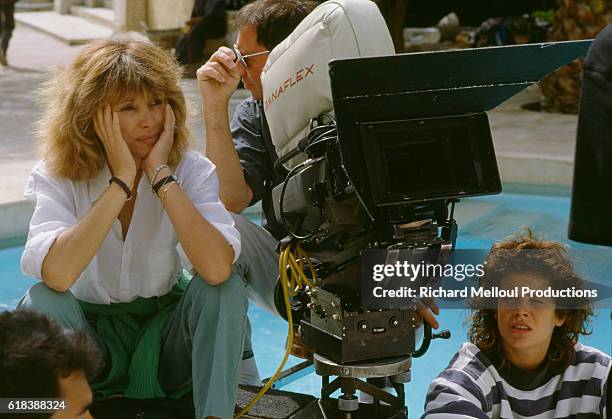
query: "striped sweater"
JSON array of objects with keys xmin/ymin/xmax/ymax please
[{"xmin": 422, "ymin": 342, "xmax": 610, "ymax": 418}]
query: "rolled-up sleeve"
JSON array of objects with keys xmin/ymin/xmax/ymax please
[
  {"xmin": 178, "ymin": 153, "xmax": 241, "ymax": 264},
  {"xmin": 21, "ymin": 163, "xmax": 77, "ymax": 279}
]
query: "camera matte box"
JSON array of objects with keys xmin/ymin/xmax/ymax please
[{"xmin": 328, "ymin": 40, "xmax": 592, "ymax": 222}]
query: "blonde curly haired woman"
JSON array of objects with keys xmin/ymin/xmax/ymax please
[{"xmin": 18, "ymin": 39, "xmax": 247, "ymax": 419}]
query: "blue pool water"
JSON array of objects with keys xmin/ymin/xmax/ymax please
[{"xmin": 1, "ymin": 191, "xmax": 611, "ymax": 417}]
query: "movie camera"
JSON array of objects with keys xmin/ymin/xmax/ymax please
[{"xmin": 236, "ymin": 1, "xmax": 592, "ymax": 417}]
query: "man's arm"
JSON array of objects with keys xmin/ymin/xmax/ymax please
[
  {"xmin": 197, "ymin": 47, "xmax": 253, "ymax": 213},
  {"xmin": 202, "ymin": 101, "xmax": 253, "ymax": 213}
]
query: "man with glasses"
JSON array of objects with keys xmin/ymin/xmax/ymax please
[
  {"xmin": 196, "ymin": 0, "xmax": 443, "ymax": 383},
  {"xmin": 197, "ymin": 0, "xmax": 315, "ymax": 232},
  {"xmin": 196, "ymin": 0, "xmax": 319, "ymax": 383}
]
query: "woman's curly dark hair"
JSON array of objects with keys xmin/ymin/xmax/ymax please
[{"xmin": 468, "ymin": 229, "xmax": 593, "ymax": 373}]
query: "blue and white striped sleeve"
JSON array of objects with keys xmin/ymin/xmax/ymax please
[
  {"xmin": 598, "ymin": 351, "xmax": 610, "ymax": 417},
  {"xmin": 422, "ymin": 369, "xmax": 490, "ymax": 419}
]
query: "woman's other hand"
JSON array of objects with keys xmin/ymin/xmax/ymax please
[
  {"xmin": 144, "ymin": 104, "xmax": 175, "ymax": 182},
  {"xmin": 94, "ymin": 105, "xmax": 137, "ymax": 187}
]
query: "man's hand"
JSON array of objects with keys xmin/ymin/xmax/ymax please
[
  {"xmin": 416, "ymin": 298, "xmax": 440, "ymax": 329},
  {"xmin": 197, "ymin": 47, "xmax": 242, "ymax": 105}
]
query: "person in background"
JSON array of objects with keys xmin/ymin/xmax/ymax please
[
  {"xmin": 422, "ymin": 230, "xmax": 610, "ymax": 418},
  {"xmin": 0, "ymin": 0, "xmax": 17, "ymax": 66},
  {"xmin": 569, "ymin": 24, "xmax": 612, "ymax": 246},
  {"xmin": 0, "ymin": 310, "xmax": 101, "ymax": 419},
  {"xmin": 175, "ymin": 0, "xmax": 226, "ymax": 68}
]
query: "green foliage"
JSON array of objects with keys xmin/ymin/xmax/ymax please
[{"xmin": 532, "ymin": 9, "xmax": 556, "ymax": 24}]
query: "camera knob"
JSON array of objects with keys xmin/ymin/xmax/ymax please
[
  {"xmin": 357, "ymin": 321, "xmax": 368, "ymax": 332},
  {"xmin": 312, "ymin": 305, "xmax": 326, "ymax": 318},
  {"xmin": 433, "ymin": 329, "xmax": 451, "ymax": 340}
]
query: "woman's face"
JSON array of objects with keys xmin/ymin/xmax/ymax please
[
  {"xmin": 111, "ymin": 92, "xmax": 167, "ymax": 162},
  {"xmin": 496, "ymin": 272, "xmax": 565, "ymax": 370}
]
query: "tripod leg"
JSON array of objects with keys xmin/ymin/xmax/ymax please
[{"xmin": 338, "ymin": 378, "xmax": 359, "ymax": 415}]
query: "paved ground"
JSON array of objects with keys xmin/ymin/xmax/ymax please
[
  {"xmin": 0, "ymin": 23, "xmax": 580, "ymax": 243},
  {"xmin": 15, "ymin": 10, "xmax": 113, "ymax": 44}
]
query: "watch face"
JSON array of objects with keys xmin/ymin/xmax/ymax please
[{"xmin": 153, "ymin": 174, "xmax": 177, "ymax": 194}]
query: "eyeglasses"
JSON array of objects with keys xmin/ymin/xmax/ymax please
[{"xmin": 232, "ymin": 44, "xmax": 270, "ymax": 69}]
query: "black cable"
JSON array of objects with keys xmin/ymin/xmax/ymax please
[
  {"xmin": 303, "ymin": 134, "xmax": 335, "ymax": 155},
  {"xmin": 319, "ymin": 112, "xmax": 336, "ymax": 124},
  {"xmin": 308, "ymin": 125, "xmax": 335, "ymax": 137},
  {"xmin": 273, "ymin": 127, "xmax": 332, "ymax": 171},
  {"xmin": 276, "ymin": 114, "xmax": 337, "ymax": 240},
  {"xmin": 274, "ymin": 148, "xmax": 302, "ymax": 171},
  {"xmin": 274, "ymin": 115, "xmax": 337, "ymax": 170},
  {"xmin": 301, "ymin": 127, "xmax": 336, "ymax": 156},
  {"xmin": 279, "ymin": 157, "xmax": 325, "ymax": 240}
]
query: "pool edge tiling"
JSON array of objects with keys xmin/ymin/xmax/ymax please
[{"xmin": 1, "ymin": 191, "xmax": 611, "ymax": 417}]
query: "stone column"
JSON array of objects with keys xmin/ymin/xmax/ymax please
[
  {"xmin": 147, "ymin": 0, "xmax": 192, "ymax": 31},
  {"xmin": 114, "ymin": 0, "xmax": 146, "ymax": 33},
  {"xmin": 54, "ymin": 0, "xmax": 83, "ymax": 15}
]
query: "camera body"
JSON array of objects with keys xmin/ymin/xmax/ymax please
[
  {"xmin": 262, "ymin": 0, "xmax": 591, "ymax": 367},
  {"xmin": 270, "ymin": 106, "xmax": 500, "ymax": 363}
]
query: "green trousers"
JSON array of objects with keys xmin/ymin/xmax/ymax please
[{"xmin": 18, "ymin": 271, "xmax": 248, "ymax": 419}]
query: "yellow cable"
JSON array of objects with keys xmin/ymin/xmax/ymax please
[
  {"xmin": 297, "ymin": 244, "xmax": 317, "ymax": 285},
  {"xmin": 234, "ymin": 243, "xmax": 318, "ymax": 418},
  {"xmin": 234, "ymin": 246, "xmax": 291, "ymax": 418},
  {"xmin": 285, "ymin": 243, "xmax": 317, "ymax": 292}
]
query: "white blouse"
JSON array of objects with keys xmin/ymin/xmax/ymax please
[{"xmin": 21, "ymin": 149, "xmax": 241, "ymax": 305}]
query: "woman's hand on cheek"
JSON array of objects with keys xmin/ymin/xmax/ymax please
[
  {"xmin": 144, "ymin": 104, "xmax": 175, "ymax": 182},
  {"xmin": 94, "ymin": 105, "xmax": 137, "ymax": 187}
]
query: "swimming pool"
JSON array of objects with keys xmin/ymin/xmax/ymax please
[{"xmin": 1, "ymin": 191, "xmax": 610, "ymax": 417}]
